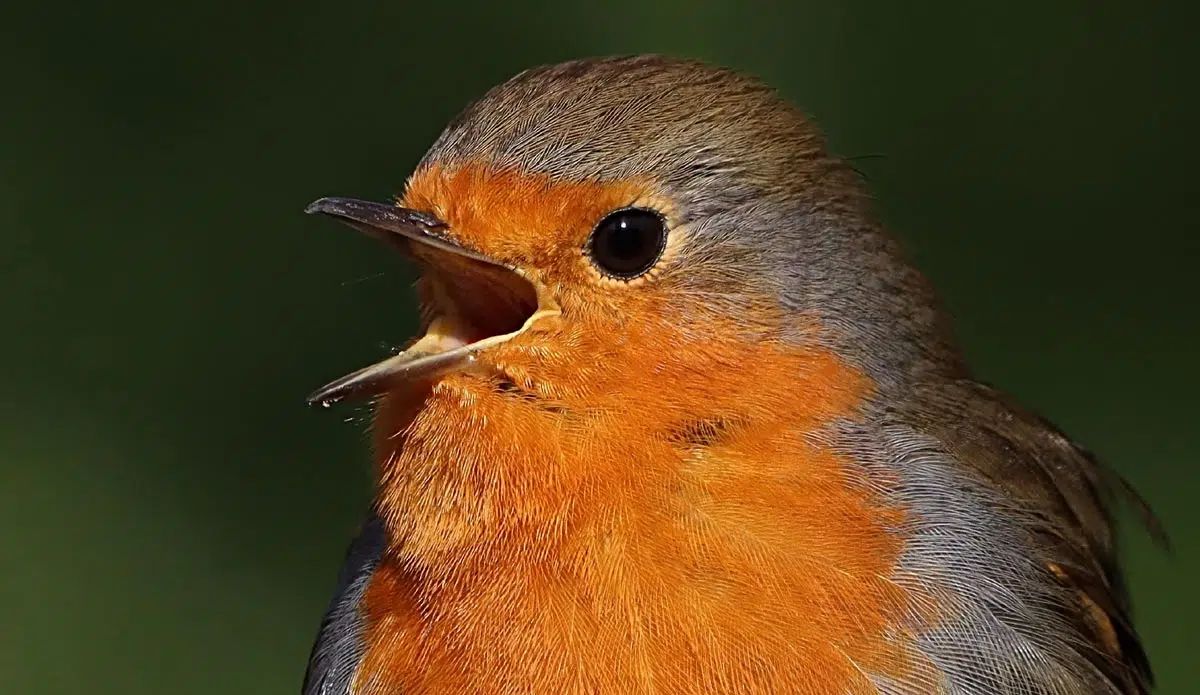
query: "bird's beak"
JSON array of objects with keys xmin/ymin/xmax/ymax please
[{"xmin": 304, "ymin": 197, "xmax": 557, "ymax": 407}]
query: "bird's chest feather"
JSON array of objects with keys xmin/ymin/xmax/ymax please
[{"xmin": 354, "ymin": 356, "xmax": 933, "ymax": 695}]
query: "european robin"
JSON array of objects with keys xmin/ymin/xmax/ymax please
[{"xmin": 300, "ymin": 55, "xmax": 1160, "ymax": 695}]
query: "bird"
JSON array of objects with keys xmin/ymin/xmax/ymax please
[{"xmin": 299, "ymin": 55, "xmax": 1161, "ymax": 695}]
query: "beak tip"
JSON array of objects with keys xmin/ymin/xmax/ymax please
[
  {"xmin": 306, "ymin": 382, "xmax": 343, "ymax": 408},
  {"xmin": 304, "ymin": 197, "xmax": 343, "ymax": 217}
]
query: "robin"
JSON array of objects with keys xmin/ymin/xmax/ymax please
[{"xmin": 300, "ymin": 55, "xmax": 1160, "ymax": 695}]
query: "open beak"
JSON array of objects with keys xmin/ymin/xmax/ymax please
[{"xmin": 304, "ymin": 197, "xmax": 557, "ymax": 407}]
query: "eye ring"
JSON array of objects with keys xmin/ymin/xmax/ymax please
[{"xmin": 585, "ymin": 207, "xmax": 669, "ymax": 281}]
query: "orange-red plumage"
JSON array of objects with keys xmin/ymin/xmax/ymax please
[
  {"xmin": 301, "ymin": 56, "xmax": 1156, "ymax": 695},
  {"xmin": 346, "ymin": 167, "xmax": 935, "ymax": 693}
]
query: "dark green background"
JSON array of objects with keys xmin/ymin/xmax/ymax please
[{"xmin": 2, "ymin": 1, "xmax": 1195, "ymax": 693}]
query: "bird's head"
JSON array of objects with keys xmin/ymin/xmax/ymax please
[{"xmin": 307, "ymin": 56, "xmax": 960, "ymax": 568}]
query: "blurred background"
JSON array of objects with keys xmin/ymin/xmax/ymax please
[{"xmin": 2, "ymin": 1, "xmax": 1195, "ymax": 693}]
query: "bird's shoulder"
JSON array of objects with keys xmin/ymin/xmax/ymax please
[{"xmin": 858, "ymin": 377, "xmax": 1159, "ymax": 694}]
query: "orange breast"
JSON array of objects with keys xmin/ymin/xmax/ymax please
[{"xmin": 350, "ymin": 165, "xmax": 930, "ymax": 694}]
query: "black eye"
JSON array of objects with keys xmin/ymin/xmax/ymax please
[{"xmin": 586, "ymin": 208, "xmax": 668, "ymax": 280}]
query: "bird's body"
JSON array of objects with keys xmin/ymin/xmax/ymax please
[{"xmin": 301, "ymin": 56, "xmax": 1156, "ymax": 695}]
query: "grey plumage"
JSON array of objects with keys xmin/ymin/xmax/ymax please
[{"xmin": 303, "ymin": 514, "xmax": 385, "ymax": 695}]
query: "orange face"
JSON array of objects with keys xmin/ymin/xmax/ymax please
[
  {"xmin": 332, "ymin": 162, "xmax": 926, "ymax": 694},
  {"xmin": 395, "ymin": 161, "xmax": 777, "ymax": 404}
]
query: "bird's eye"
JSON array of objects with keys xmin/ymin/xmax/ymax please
[{"xmin": 586, "ymin": 208, "xmax": 668, "ymax": 280}]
